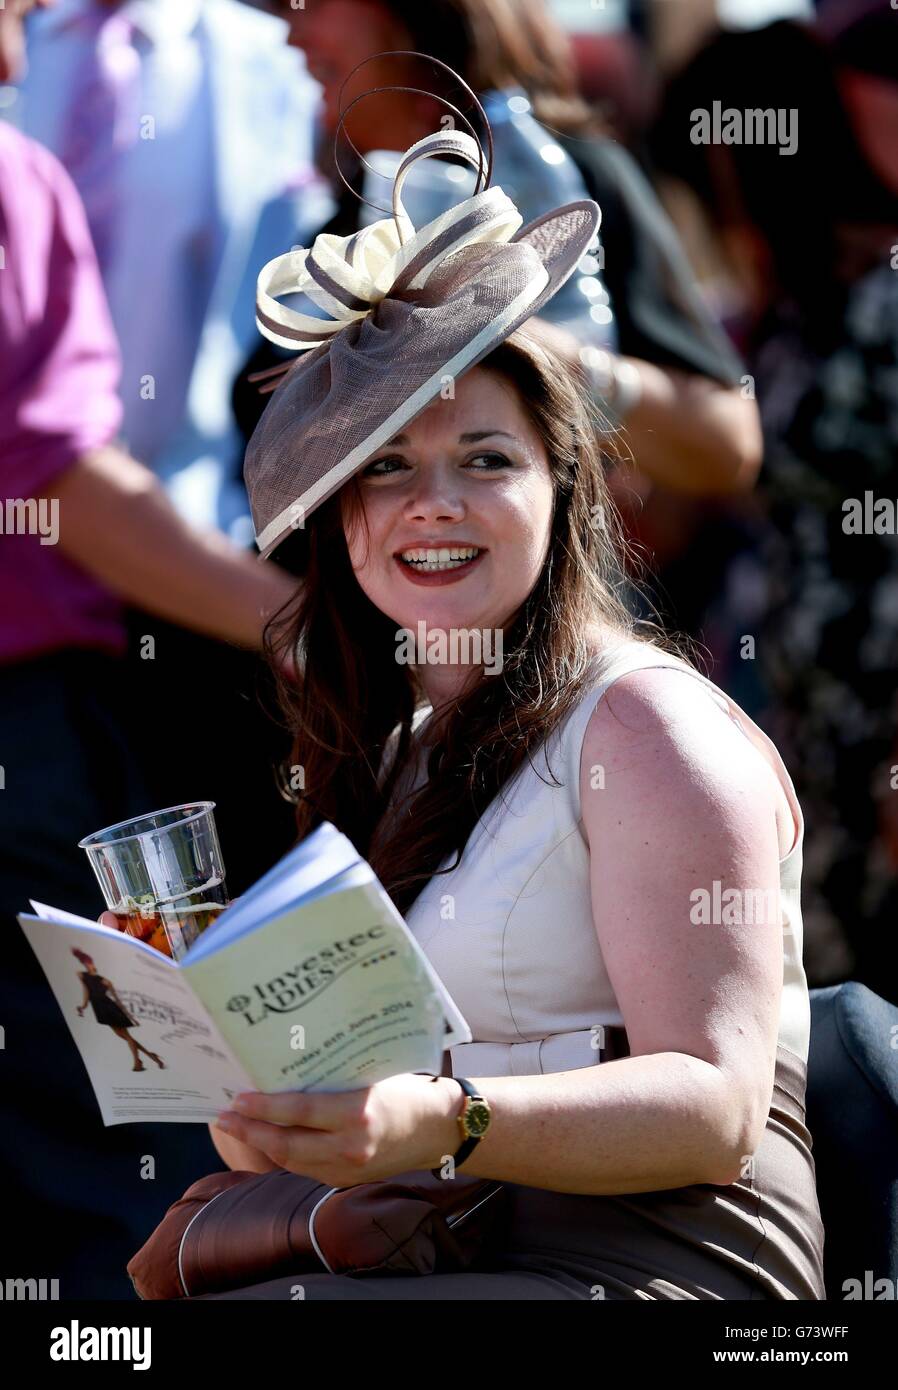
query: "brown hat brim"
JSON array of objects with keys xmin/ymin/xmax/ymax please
[{"xmin": 245, "ymin": 199, "xmax": 600, "ymax": 560}]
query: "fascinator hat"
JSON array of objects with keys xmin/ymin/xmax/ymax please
[{"xmin": 244, "ymin": 55, "xmax": 600, "ymax": 562}]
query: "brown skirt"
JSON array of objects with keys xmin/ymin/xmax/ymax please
[{"xmin": 191, "ymin": 1044, "xmax": 826, "ymax": 1301}]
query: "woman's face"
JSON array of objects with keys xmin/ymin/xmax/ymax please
[
  {"xmin": 342, "ymin": 366, "xmax": 555, "ymax": 650},
  {"xmin": 283, "ymin": 0, "xmax": 433, "ymax": 151}
]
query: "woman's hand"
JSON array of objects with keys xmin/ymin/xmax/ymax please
[
  {"xmin": 213, "ymin": 1072, "xmax": 462, "ymax": 1188},
  {"xmin": 76, "ymin": 1005, "xmax": 85, "ymax": 1016}
]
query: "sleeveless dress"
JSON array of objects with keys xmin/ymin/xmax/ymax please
[
  {"xmin": 198, "ymin": 640, "xmax": 827, "ymax": 1301},
  {"xmin": 80, "ymin": 972, "xmax": 135, "ymax": 1029}
]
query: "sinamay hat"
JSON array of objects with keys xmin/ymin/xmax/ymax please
[{"xmin": 244, "ymin": 100, "xmax": 600, "ymax": 561}]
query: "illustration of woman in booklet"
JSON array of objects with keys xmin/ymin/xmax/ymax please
[{"xmin": 71, "ymin": 949, "xmax": 166, "ymax": 1073}]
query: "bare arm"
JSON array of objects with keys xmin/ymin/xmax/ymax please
[
  {"xmin": 40, "ymin": 446, "xmax": 298, "ymax": 650},
  {"xmin": 433, "ymin": 669, "xmax": 783, "ymax": 1194},
  {"xmin": 614, "ymin": 357, "xmax": 762, "ymax": 493},
  {"xmin": 527, "ymin": 318, "xmax": 762, "ymax": 494}
]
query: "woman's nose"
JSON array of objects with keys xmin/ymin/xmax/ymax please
[
  {"xmin": 404, "ymin": 499, "xmax": 465, "ymax": 525},
  {"xmin": 403, "ymin": 470, "xmax": 465, "ymax": 521}
]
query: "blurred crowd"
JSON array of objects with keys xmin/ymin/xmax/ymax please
[{"xmin": 1, "ymin": 0, "xmax": 896, "ymax": 1296}]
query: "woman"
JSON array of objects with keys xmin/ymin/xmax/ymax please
[
  {"xmin": 72, "ymin": 949, "xmax": 165, "ymax": 1073},
  {"xmin": 176, "ymin": 124, "xmax": 827, "ymax": 1300}
]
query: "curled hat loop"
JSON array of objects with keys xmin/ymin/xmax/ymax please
[
  {"xmin": 391, "ymin": 128, "xmax": 490, "ymax": 245},
  {"xmin": 255, "ymin": 129, "xmax": 524, "ymax": 355},
  {"xmin": 332, "ymin": 49, "xmax": 494, "ymax": 219}
]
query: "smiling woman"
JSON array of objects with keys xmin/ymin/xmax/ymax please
[
  {"xmin": 257, "ymin": 326, "xmax": 638, "ymax": 882},
  {"xmin": 174, "ymin": 112, "xmax": 830, "ymax": 1301}
]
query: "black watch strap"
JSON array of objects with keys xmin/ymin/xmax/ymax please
[{"xmin": 430, "ymin": 1075, "xmax": 487, "ymax": 1179}]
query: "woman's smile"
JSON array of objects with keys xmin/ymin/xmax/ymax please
[{"xmin": 393, "ymin": 547, "xmax": 487, "ymax": 585}]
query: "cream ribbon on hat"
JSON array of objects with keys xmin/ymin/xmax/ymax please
[{"xmin": 255, "ymin": 129, "xmax": 525, "ymax": 352}]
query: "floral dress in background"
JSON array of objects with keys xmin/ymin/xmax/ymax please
[{"xmin": 730, "ymin": 261, "xmax": 898, "ymax": 998}]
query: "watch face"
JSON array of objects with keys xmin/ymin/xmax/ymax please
[{"xmin": 464, "ymin": 1101, "xmax": 491, "ymax": 1138}]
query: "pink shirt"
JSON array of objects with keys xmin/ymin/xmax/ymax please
[{"xmin": 0, "ymin": 123, "xmax": 127, "ymax": 665}]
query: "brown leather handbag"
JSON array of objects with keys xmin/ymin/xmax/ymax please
[
  {"xmin": 127, "ymin": 1167, "xmax": 508, "ymax": 1299},
  {"xmin": 128, "ymin": 1029, "xmax": 632, "ymax": 1298}
]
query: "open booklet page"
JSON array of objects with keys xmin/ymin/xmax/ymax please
[
  {"xmin": 17, "ymin": 830, "xmax": 470, "ymax": 1126},
  {"xmin": 180, "ymin": 874, "xmax": 463, "ymax": 1094},
  {"xmin": 19, "ymin": 909, "xmax": 253, "ymax": 1126}
]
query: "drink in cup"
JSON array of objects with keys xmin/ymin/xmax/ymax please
[
  {"xmin": 108, "ymin": 886, "xmax": 227, "ymax": 958},
  {"xmin": 79, "ymin": 802, "xmax": 228, "ymax": 961}
]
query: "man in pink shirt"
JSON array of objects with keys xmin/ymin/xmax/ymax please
[
  {"xmin": 0, "ymin": 104, "xmax": 295, "ymax": 663},
  {"xmin": 0, "ymin": 116, "xmax": 131, "ymax": 664},
  {"xmin": 0, "ymin": 0, "xmax": 298, "ymax": 1299}
]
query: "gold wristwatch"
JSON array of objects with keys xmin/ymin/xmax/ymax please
[{"xmin": 432, "ymin": 1076, "xmax": 491, "ymax": 1177}]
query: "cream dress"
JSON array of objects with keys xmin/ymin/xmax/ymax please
[{"xmin": 199, "ymin": 639, "xmax": 826, "ymax": 1300}]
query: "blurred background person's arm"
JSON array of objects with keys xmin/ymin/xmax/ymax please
[
  {"xmin": 525, "ymin": 317, "xmax": 761, "ymax": 496},
  {"xmin": 0, "ymin": 104, "xmax": 295, "ymax": 659},
  {"xmin": 41, "ymin": 444, "xmax": 296, "ymax": 651},
  {"xmin": 11, "ymin": 0, "xmax": 320, "ymax": 558}
]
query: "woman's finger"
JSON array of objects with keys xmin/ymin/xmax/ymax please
[
  {"xmin": 229, "ymin": 1088, "xmax": 349, "ymax": 1131},
  {"xmin": 214, "ymin": 1110, "xmax": 335, "ymax": 1173}
]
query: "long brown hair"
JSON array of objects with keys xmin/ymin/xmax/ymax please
[
  {"xmin": 433, "ymin": 0, "xmax": 597, "ymax": 138},
  {"xmin": 262, "ymin": 329, "xmax": 695, "ymax": 918},
  {"xmin": 341, "ymin": 0, "xmax": 599, "ymax": 139}
]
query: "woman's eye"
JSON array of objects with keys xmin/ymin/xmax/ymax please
[
  {"xmin": 362, "ymin": 456, "xmax": 408, "ymax": 477},
  {"xmin": 361, "ymin": 452, "xmax": 512, "ymax": 477},
  {"xmin": 468, "ymin": 452, "xmax": 511, "ymax": 470}
]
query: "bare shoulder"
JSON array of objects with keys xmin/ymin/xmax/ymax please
[
  {"xmin": 578, "ymin": 664, "xmax": 789, "ymax": 853},
  {"xmin": 581, "ymin": 662, "xmax": 748, "ymax": 760}
]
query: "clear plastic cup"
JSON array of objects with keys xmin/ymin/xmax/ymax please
[{"xmin": 78, "ymin": 802, "xmax": 228, "ymax": 961}]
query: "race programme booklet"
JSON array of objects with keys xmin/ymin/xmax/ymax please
[{"xmin": 17, "ymin": 822, "xmax": 470, "ymax": 1125}]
